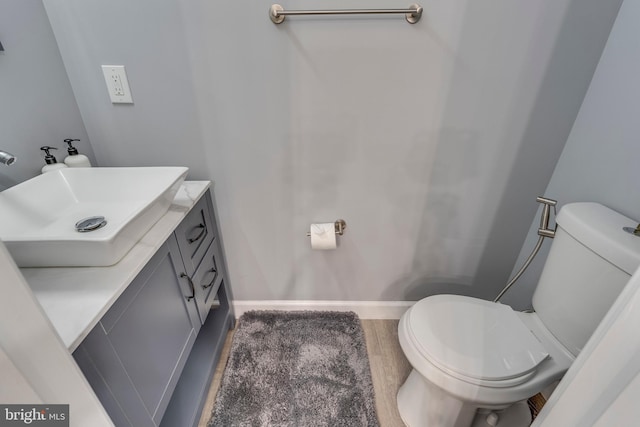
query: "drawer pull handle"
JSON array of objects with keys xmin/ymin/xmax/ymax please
[
  {"xmin": 188, "ymin": 223, "xmax": 207, "ymax": 244},
  {"xmin": 202, "ymin": 268, "xmax": 218, "ymax": 289},
  {"xmin": 180, "ymin": 273, "xmax": 196, "ymax": 301}
]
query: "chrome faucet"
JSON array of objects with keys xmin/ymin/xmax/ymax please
[{"xmin": 0, "ymin": 150, "xmax": 17, "ymax": 166}]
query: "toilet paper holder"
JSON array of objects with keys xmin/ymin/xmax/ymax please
[{"xmin": 306, "ymin": 219, "xmax": 347, "ymax": 237}]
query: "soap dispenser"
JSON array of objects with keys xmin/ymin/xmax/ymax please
[
  {"xmin": 40, "ymin": 146, "xmax": 68, "ymax": 173},
  {"xmin": 63, "ymin": 138, "xmax": 92, "ymax": 168}
]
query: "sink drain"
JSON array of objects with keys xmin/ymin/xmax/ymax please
[{"xmin": 75, "ymin": 216, "xmax": 107, "ymax": 232}]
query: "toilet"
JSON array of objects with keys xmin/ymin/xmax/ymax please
[{"xmin": 397, "ymin": 202, "xmax": 640, "ymax": 427}]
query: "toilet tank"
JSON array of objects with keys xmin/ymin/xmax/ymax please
[{"xmin": 532, "ymin": 202, "xmax": 640, "ymax": 357}]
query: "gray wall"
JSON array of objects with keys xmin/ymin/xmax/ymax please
[
  {"xmin": 0, "ymin": 0, "xmax": 95, "ymax": 190},
  {"xmin": 43, "ymin": 0, "xmax": 621, "ymax": 301},
  {"xmin": 503, "ymin": 0, "xmax": 640, "ymax": 310},
  {"xmin": 41, "ymin": 0, "xmax": 210, "ymax": 179}
]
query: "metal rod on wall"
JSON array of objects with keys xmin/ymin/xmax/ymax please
[{"xmin": 269, "ymin": 4, "xmax": 423, "ymax": 24}]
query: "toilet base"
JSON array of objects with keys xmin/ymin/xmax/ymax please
[
  {"xmin": 397, "ymin": 369, "xmax": 531, "ymax": 427},
  {"xmin": 470, "ymin": 402, "xmax": 531, "ymax": 427},
  {"xmin": 397, "ymin": 369, "xmax": 476, "ymax": 427}
]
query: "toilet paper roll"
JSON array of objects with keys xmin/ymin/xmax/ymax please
[{"xmin": 310, "ymin": 223, "xmax": 337, "ymax": 250}]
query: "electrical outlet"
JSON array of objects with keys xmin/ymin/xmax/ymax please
[{"xmin": 101, "ymin": 65, "xmax": 133, "ymax": 103}]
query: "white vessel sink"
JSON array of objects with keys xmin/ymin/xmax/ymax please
[{"xmin": 0, "ymin": 167, "xmax": 188, "ymax": 267}]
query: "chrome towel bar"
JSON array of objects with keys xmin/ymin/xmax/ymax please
[{"xmin": 269, "ymin": 4, "xmax": 423, "ymax": 24}]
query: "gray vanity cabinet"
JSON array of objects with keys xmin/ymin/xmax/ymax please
[{"xmin": 74, "ymin": 189, "xmax": 234, "ymax": 427}]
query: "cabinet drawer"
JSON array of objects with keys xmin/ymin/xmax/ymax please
[
  {"xmin": 192, "ymin": 241, "xmax": 224, "ymax": 324},
  {"xmin": 174, "ymin": 193, "xmax": 215, "ymax": 276}
]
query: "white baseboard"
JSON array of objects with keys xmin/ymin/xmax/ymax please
[{"xmin": 232, "ymin": 300, "xmax": 415, "ymax": 319}]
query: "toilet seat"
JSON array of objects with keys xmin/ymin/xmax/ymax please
[{"xmin": 406, "ymin": 295, "xmax": 549, "ymax": 387}]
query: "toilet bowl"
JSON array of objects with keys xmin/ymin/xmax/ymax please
[
  {"xmin": 397, "ymin": 203, "xmax": 640, "ymax": 427},
  {"xmin": 397, "ymin": 296, "xmax": 573, "ymax": 427}
]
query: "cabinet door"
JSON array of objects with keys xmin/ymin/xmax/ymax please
[{"xmin": 75, "ymin": 236, "xmax": 201, "ymax": 426}]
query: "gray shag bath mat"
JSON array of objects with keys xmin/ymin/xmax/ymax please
[{"xmin": 209, "ymin": 311, "xmax": 379, "ymax": 427}]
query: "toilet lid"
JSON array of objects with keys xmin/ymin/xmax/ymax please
[{"xmin": 407, "ymin": 295, "xmax": 549, "ymax": 382}]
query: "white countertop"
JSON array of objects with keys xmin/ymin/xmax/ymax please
[{"xmin": 22, "ymin": 181, "xmax": 211, "ymax": 352}]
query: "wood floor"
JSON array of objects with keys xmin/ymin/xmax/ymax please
[{"xmin": 197, "ymin": 319, "xmax": 412, "ymax": 427}]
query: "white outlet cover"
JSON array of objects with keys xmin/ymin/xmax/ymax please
[{"xmin": 101, "ymin": 65, "xmax": 133, "ymax": 104}]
